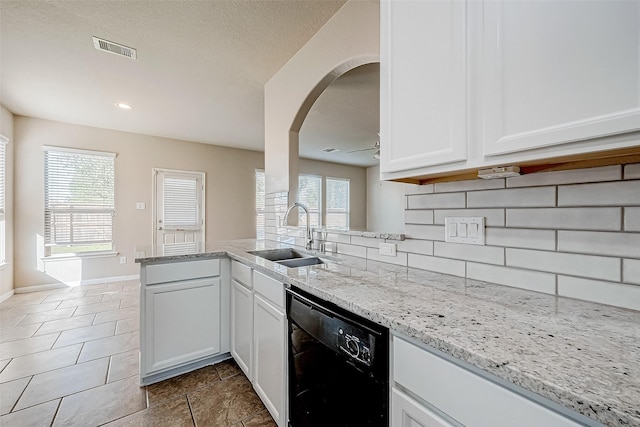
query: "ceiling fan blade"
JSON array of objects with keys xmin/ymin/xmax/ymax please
[{"xmin": 347, "ymin": 147, "xmax": 377, "ymax": 153}]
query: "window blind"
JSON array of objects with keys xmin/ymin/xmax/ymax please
[
  {"xmin": 298, "ymin": 175, "xmax": 321, "ymax": 228},
  {"xmin": 256, "ymin": 170, "xmax": 265, "ymax": 239},
  {"xmin": 44, "ymin": 147, "xmax": 115, "ymax": 254},
  {"xmin": 163, "ymin": 176, "xmax": 200, "ymax": 228},
  {"xmin": 326, "ymin": 177, "xmax": 350, "ymax": 230},
  {"xmin": 0, "ymin": 139, "xmax": 5, "ymax": 221}
]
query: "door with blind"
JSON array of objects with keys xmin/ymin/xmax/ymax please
[{"xmin": 153, "ymin": 169, "xmax": 205, "ymax": 249}]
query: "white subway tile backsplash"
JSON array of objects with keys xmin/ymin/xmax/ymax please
[
  {"xmin": 404, "ymin": 210, "xmax": 434, "ymax": 225},
  {"xmin": 325, "ymin": 233, "xmax": 351, "ymax": 244},
  {"xmin": 337, "ymin": 243, "xmax": 367, "ymax": 258},
  {"xmin": 351, "ymin": 236, "xmax": 385, "ymax": 248},
  {"xmin": 467, "ymin": 187, "xmax": 556, "ymax": 208},
  {"xmin": 507, "ymin": 208, "xmax": 621, "ymax": 231},
  {"xmin": 366, "ymin": 248, "xmax": 408, "ymax": 266},
  {"xmin": 467, "ymin": 263, "xmax": 556, "ymax": 294},
  {"xmin": 434, "ymin": 209, "xmax": 505, "ymax": 226},
  {"xmin": 407, "ymin": 193, "xmax": 465, "ymax": 209},
  {"xmin": 485, "ymin": 228, "xmax": 556, "ymax": 251},
  {"xmin": 435, "ymin": 178, "xmax": 504, "ymax": 193},
  {"xmin": 408, "ymin": 254, "xmax": 465, "ymax": 277},
  {"xmin": 507, "ymin": 165, "xmax": 621, "ymax": 188},
  {"xmin": 624, "ymin": 207, "xmax": 640, "ymax": 232},
  {"xmin": 405, "ymin": 183, "xmax": 434, "ymax": 195},
  {"xmin": 558, "ymin": 231, "xmax": 640, "ymax": 259},
  {"xmin": 624, "ymin": 163, "xmax": 640, "ymax": 180},
  {"xmin": 558, "ymin": 181, "xmax": 640, "ymax": 206},
  {"xmin": 434, "ymin": 242, "xmax": 504, "ymax": 265},
  {"xmin": 506, "ymin": 248, "xmax": 620, "ymax": 281},
  {"xmin": 623, "ymin": 259, "xmax": 640, "ymax": 285},
  {"xmin": 396, "ymin": 239, "xmax": 434, "ymax": 256},
  {"xmin": 405, "ymin": 224, "xmax": 445, "ymax": 241},
  {"xmin": 558, "ymin": 276, "xmax": 640, "ymax": 311}
]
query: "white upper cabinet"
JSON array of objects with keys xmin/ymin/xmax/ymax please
[
  {"xmin": 380, "ymin": 0, "xmax": 640, "ymax": 182},
  {"xmin": 482, "ymin": 0, "xmax": 640, "ymax": 157},
  {"xmin": 380, "ymin": 0, "xmax": 468, "ymax": 174}
]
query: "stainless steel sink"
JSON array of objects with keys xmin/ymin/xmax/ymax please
[
  {"xmin": 247, "ymin": 248, "xmax": 307, "ymax": 261},
  {"xmin": 277, "ymin": 257, "xmax": 324, "ymax": 268}
]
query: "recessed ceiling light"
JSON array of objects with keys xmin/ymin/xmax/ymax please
[{"xmin": 115, "ymin": 103, "xmax": 132, "ymax": 110}]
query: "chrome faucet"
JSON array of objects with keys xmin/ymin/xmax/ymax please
[{"xmin": 283, "ymin": 202, "xmax": 313, "ymax": 250}]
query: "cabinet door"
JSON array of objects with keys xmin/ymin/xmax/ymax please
[
  {"xmin": 392, "ymin": 388, "xmax": 454, "ymax": 427},
  {"xmin": 144, "ymin": 277, "xmax": 221, "ymax": 374},
  {"xmin": 380, "ymin": 0, "xmax": 467, "ymax": 174},
  {"xmin": 482, "ymin": 0, "xmax": 640, "ymax": 156},
  {"xmin": 231, "ymin": 280, "xmax": 253, "ymax": 381},
  {"xmin": 253, "ymin": 293, "xmax": 286, "ymax": 426}
]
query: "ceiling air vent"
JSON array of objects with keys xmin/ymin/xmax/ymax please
[
  {"xmin": 322, "ymin": 148, "xmax": 340, "ymax": 153},
  {"xmin": 92, "ymin": 37, "xmax": 137, "ymax": 60}
]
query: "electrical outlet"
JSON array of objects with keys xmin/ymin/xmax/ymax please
[
  {"xmin": 445, "ymin": 217, "xmax": 485, "ymax": 245},
  {"xmin": 119, "ymin": 256, "xmax": 127, "ymax": 264},
  {"xmin": 379, "ymin": 242, "xmax": 397, "ymax": 256},
  {"xmin": 136, "ymin": 202, "xmax": 145, "ymax": 210},
  {"xmin": 135, "ymin": 251, "xmax": 146, "ymax": 259}
]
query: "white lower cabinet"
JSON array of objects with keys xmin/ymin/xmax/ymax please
[
  {"xmin": 253, "ymin": 271, "xmax": 287, "ymax": 427},
  {"xmin": 392, "ymin": 335, "xmax": 587, "ymax": 427},
  {"xmin": 392, "ymin": 388, "xmax": 453, "ymax": 427},
  {"xmin": 230, "ymin": 279, "xmax": 253, "ymax": 380},
  {"xmin": 144, "ymin": 277, "xmax": 221, "ymax": 374}
]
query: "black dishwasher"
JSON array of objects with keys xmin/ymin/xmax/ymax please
[{"xmin": 286, "ymin": 287, "xmax": 389, "ymax": 427}]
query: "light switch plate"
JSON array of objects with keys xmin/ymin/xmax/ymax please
[
  {"xmin": 445, "ymin": 217, "xmax": 485, "ymax": 245},
  {"xmin": 379, "ymin": 242, "xmax": 397, "ymax": 256},
  {"xmin": 136, "ymin": 202, "xmax": 146, "ymax": 210}
]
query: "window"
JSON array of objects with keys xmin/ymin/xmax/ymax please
[
  {"xmin": 298, "ymin": 175, "xmax": 321, "ymax": 228},
  {"xmin": 44, "ymin": 146, "xmax": 115, "ymax": 255},
  {"xmin": 0, "ymin": 136, "xmax": 6, "ymax": 263},
  {"xmin": 326, "ymin": 177, "xmax": 350, "ymax": 230},
  {"xmin": 256, "ymin": 169, "xmax": 265, "ymax": 239}
]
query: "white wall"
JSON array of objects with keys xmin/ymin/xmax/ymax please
[
  {"xmin": 0, "ymin": 106, "xmax": 14, "ymax": 299},
  {"xmin": 13, "ymin": 117, "xmax": 264, "ymax": 289},
  {"xmin": 366, "ymin": 164, "xmax": 405, "ymax": 232}
]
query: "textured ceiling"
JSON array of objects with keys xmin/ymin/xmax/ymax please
[{"xmin": 1, "ymin": 0, "xmax": 383, "ymax": 164}]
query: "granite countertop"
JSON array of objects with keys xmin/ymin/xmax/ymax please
[{"xmin": 135, "ymin": 239, "xmax": 640, "ymax": 427}]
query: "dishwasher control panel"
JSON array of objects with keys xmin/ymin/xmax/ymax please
[{"xmin": 337, "ymin": 326, "xmax": 374, "ymax": 366}]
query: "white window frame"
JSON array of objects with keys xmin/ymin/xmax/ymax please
[
  {"xmin": 325, "ymin": 177, "xmax": 350, "ymax": 231},
  {"xmin": 298, "ymin": 174, "xmax": 322, "ymax": 229},
  {"xmin": 43, "ymin": 146, "xmax": 116, "ymax": 257}
]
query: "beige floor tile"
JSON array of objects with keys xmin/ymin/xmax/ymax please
[
  {"xmin": 107, "ymin": 283, "xmax": 126, "ymax": 292},
  {"xmin": 53, "ymin": 321, "xmax": 116, "ymax": 348},
  {"xmin": 94, "ymin": 306, "xmax": 139, "ymax": 324},
  {"xmin": 42, "ymin": 290, "xmax": 88, "ymax": 303},
  {"xmin": 188, "ymin": 374, "xmax": 265, "ymax": 427},
  {"xmin": 78, "ymin": 330, "xmax": 139, "ymax": 363},
  {"xmin": 16, "ymin": 307, "xmax": 76, "ymax": 326},
  {"xmin": 53, "ymin": 375, "xmax": 146, "ymax": 426},
  {"xmin": 107, "ymin": 349, "xmax": 139, "ymax": 383},
  {"xmin": 0, "ymin": 343, "xmax": 82, "ymax": 383},
  {"xmin": 119, "ymin": 296, "xmax": 140, "ymax": 309},
  {"xmin": 73, "ymin": 300, "xmax": 121, "ymax": 316},
  {"xmin": 0, "ymin": 323, "xmax": 41, "ymax": 344},
  {"xmin": 146, "ymin": 365, "xmax": 220, "ymax": 407},
  {"xmin": 115, "ymin": 317, "xmax": 139, "ymax": 335},
  {"xmin": 0, "ymin": 399, "xmax": 59, "ymax": 427},
  {"xmin": 242, "ymin": 410, "xmax": 277, "ymax": 427},
  {"xmin": 2, "ymin": 301, "xmax": 61, "ymax": 315},
  {"xmin": 0, "ymin": 358, "xmax": 9, "ymax": 372},
  {"xmin": 34, "ymin": 313, "xmax": 96, "ymax": 336},
  {"xmin": 0, "ymin": 332, "xmax": 59, "ymax": 360},
  {"xmin": 214, "ymin": 358, "xmax": 242, "ymax": 379},
  {"xmin": 101, "ymin": 292, "xmax": 130, "ymax": 302},
  {"xmin": 0, "ymin": 310, "xmax": 26, "ymax": 328},
  {"xmin": 0, "ymin": 293, "xmax": 49, "ymax": 309},
  {"xmin": 122, "ymin": 281, "xmax": 140, "ymax": 292},
  {"xmin": 0, "ymin": 376, "xmax": 30, "ymax": 415},
  {"xmin": 58, "ymin": 295, "xmax": 104, "ymax": 309},
  {"xmin": 15, "ymin": 357, "xmax": 109, "ymax": 411},
  {"xmin": 104, "ymin": 395, "xmax": 193, "ymax": 427}
]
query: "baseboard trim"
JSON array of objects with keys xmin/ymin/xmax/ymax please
[
  {"xmin": 0, "ymin": 289, "xmax": 15, "ymax": 303},
  {"xmin": 14, "ymin": 274, "xmax": 140, "ymax": 294}
]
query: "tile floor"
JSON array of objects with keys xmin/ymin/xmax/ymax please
[{"xmin": 0, "ymin": 280, "xmax": 276, "ymax": 426}]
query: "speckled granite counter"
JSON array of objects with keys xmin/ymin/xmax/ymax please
[{"xmin": 135, "ymin": 240, "xmax": 640, "ymax": 427}]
